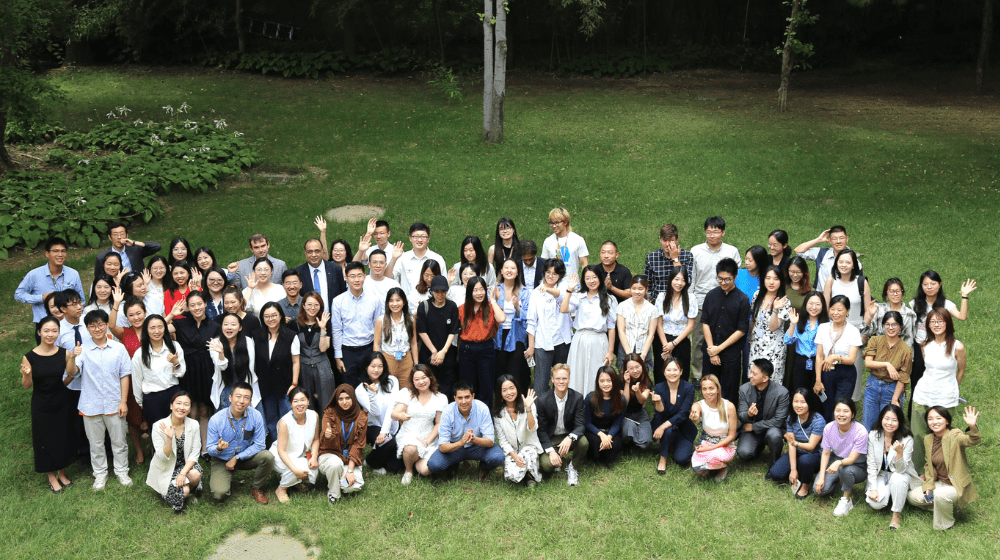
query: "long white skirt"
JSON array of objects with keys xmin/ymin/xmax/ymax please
[
  {"xmin": 567, "ymin": 329, "xmax": 609, "ymax": 397},
  {"xmin": 273, "ymin": 454, "xmax": 319, "ymax": 488}
]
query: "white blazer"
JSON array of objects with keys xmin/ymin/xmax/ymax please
[
  {"xmin": 865, "ymin": 431, "xmax": 922, "ymax": 492},
  {"xmin": 209, "ymin": 336, "xmax": 261, "ymax": 409},
  {"xmin": 146, "ymin": 416, "xmax": 201, "ymax": 496}
]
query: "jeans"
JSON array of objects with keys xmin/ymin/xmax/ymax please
[
  {"xmin": 533, "ymin": 344, "xmax": 570, "ymax": 395},
  {"xmin": 262, "ymin": 394, "xmax": 292, "ymax": 445},
  {"xmin": 497, "ymin": 329, "xmax": 531, "ymax": 393},
  {"xmin": 768, "ymin": 449, "xmax": 821, "ymax": 484},
  {"xmin": 821, "ymin": 363, "xmax": 857, "ymax": 421},
  {"xmin": 657, "ymin": 425, "xmax": 694, "ymax": 464},
  {"xmin": 862, "ymin": 376, "xmax": 905, "ymax": 430},
  {"xmin": 459, "ymin": 340, "xmax": 496, "ymax": 405},
  {"xmin": 426, "ymin": 444, "xmax": 505, "ymax": 473}
]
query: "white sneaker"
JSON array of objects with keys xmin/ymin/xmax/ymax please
[
  {"xmin": 371, "ymin": 468, "xmax": 387, "ymax": 475},
  {"xmin": 93, "ymin": 475, "xmax": 107, "ymax": 491},
  {"xmin": 117, "ymin": 474, "xmax": 133, "ymax": 487},
  {"xmin": 566, "ymin": 463, "xmax": 579, "ymax": 486},
  {"xmin": 833, "ymin": 497, "xmax": 854, "ymax": 517},
  {"xmin": 401, "ymin": 472, "xmax": 413, "ymax": 485}
]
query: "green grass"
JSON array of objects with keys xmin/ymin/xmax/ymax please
[{"xmin": 2, "ymin": 67, "xmax": 999, "ymax": 558}]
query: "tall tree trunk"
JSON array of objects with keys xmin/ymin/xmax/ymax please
[
  {"xmin": 778, "ymin": 0, "xmax": 801, "ymax": 112},
  {"xmin": 432, "ymin": 0, "xmax": 445, "ymax": 64},
  {"xmin": 236, "ymin": 0, "xmax": 246, "ymax": 52},
  {"xmin": 978, "ymin": 0, "xmax": 993, "ymax": 91},
  {"xmin": 484, "ymin": 0, "xmax": 495, "ymax": 140},
  {"xmin": 0, "ymin": 105, "xmax": 14, "ymax": 172},
  {"xmin": 488, "ymin": 2, "xmax": 507, "ymax": 144}
]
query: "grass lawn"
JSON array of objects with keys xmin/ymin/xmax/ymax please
[{"xmin": 1, "ymin": 67, "xmax": 998, "ymax": 559}]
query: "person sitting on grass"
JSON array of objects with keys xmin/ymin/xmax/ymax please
[
  {"xmin": 492, "ymin": 375, "xmax": 543, "ymax": 487},
  {"xmin": 583, "ymin": 366, "xmax": 626, "ymax": 467},
  {"xmin": 814, "ymin": 398, "xmax": 868, "ymax": 517},
  {"xmin": 864, "ymin": 403, "xmax": 921, "ymax": 531},
  {"xmin": 270, "ymin": 387, "xmax": 320, "ymax": 503},
  {"xmin": 766, "ymin": 388, "xmax": 825, "ymax": 499},
  {"xmin": 536, "ymin": 364, "xmax": 588, "ymax": 486},
  {"xmin": 736, "ymin": 358, "xmax": 790, "ymax": 467},
  {"xmin": 318, "ymin": 384, "xmax": 368, "ymax": 504},
  {"xmin": 689, "ymin": 374, "xmax": 738, "ymax": 482},
  {"xmin": 147, "ymin": 391, "xmax": 202, "ymax": 513}
]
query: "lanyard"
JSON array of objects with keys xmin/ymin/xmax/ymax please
[
  {"xmin": 227, "ymin": 413, "xmax": 246, "ymax": 455},
  {"xmin": 340, "ymin": 420, "xmax": 355, "ymax": 460}
]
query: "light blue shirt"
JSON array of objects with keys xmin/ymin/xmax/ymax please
[
  {"xmin": 206, "ymin": 406, "xmax": 267, "ymax": 461},
  {"xmin": 111, "ymin": 247, "xmax": 133, "ymax": 274},
  {"xmin": 331, "ymin": 289, "xmax": 384, "ymax": 358},
  {"xmin": 77, "ymin": 337, "xmax": 131, "ymax": 416},
  {"xmin": 56, "ymin": 318, "xmax": 86, "ymax": 391},
  {"xmin": 438, "ymin": 400, "xmax": 495, "ymax": 448},
  {"xmin": 15, "ymin": 264, "xmax": 86, "ymax": 321},
  {"xmin": 784, "ymin": 319, "xmax": 822, "ymax": 358}
]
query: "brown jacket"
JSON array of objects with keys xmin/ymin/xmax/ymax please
[
  {"xmin": 319, "ymin": 408, "xmax": 368, "ymax": 466},
  {"xmin": 922, "ymin": 425, "xmax": 980, "ymax": 507}
]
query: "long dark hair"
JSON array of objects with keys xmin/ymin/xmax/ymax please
[
  {"xmin": 461, "ymin": 277, "xmax": 499, "ymax": 338},
  {"xmin": 745, "ymin": 245, "xmax": 768, "ymax": 274},
  {"xmin": 787, "ymin": 256, "xmax": 811, "ymax": 296},
  {"xmin": 203, "ymin": 266, "xmax": 228, "ymax": 293},
  {"xmin": 220, "ymin": 313, "xmax": 252, "ymax": 387},
  {"xmin": 873, "ymin": 403, "xmax": 912, "ymax": 444},
  {"xmin": 416, "ymin": 260, "xmax": 442, "ymax": 295},
  {"xmin": 796, "ymin": 291, "xmax": 828, "ymax": 334},
  {"xmin": 164, "ymin": 261, "xmax": 192, "ymax": 293},
  {"xmin": 120, "ymin": 271, "xmax": 142, "ymax": 299},
  {"xmin": 492, "ymin": 217, "xmax": 520, "ymax": 269},
  {"xmin": 492, "ymin": 374, "xmax": 524, "ymax": 417},
  {"xmin": 330, "ymin": 239, "xmax": 354, "ymax": 263},
  {"xmin": 193, "ymin": 247, "xmax": 218, "ymax": 271},
  {"xmin": 922, "ymin": 308, "xmax": 957, "ymax": 356},
  {"xmin": 381, "ymin": 288, "xmax": 414, "ymax": 343},
  {"xmin": 830, "ymin": 249, "xmax": 861, "ymax": 282},
  {"xmin": 579, "ymin": 265, "xmax": 612, "ymax": 317},
  {"xmin": 912, "ymin": 270, "xmax": 946, "ymax": 319},
  {"xmin": 498, "ymin": 257, "xmax": 524, "ymax": 292},
  {"xmin": 140, "ymin": 314, "xmax": 178, "ymax": 369},
  {"xmin": 590, "ymin": 366, "xmax": 624, "ymax": 417},
  {"xmin": 752, "ymin": 265, "xmax": 787, "ymax": 319},
  {"xmin": 361, "ymin": 351, "xmax": 393, "ymax": 393},
  {"xmin": 89, "ymin": 273, "xmax": 115, "ymax": 304},
  {"xmin": 661, "ymin": 266, "xmax": 691, "ymax": 316},
  {"xmin": 168, "ymin": 237, "xmax": 193, "ymax": 264},
  {"xmin": 459, "ymin": 236, "xmax": 490, "ymax": 277}
]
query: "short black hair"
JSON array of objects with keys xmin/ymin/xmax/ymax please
[
  {"xmin": 54, "ymin": 289, "xmax": 82, "ymax": 311},
  {"xmin": 344, "ymin": 261, "xmax": 365, "ymax": 276},
  {"xmin": 752, "ymin": 358, "xmax": 774, "ymax": 377},
  {"xmin": 232, "ymin": 381, "xmax": 253, "ymax": 395},
  {"xmin": 704, "ymin": 216, "xmax": 726, "ymax": 231},
  {"xmin": 369, "ymin": 249, "xmax": 387, "ymax": 261},
  {"xmin": 84, "ymin": 309, "xmax": 109, "ymax": 326},
  {"xmin": 107, "ymin": 221, "xmax": 127, "ymax": 233},
  {"xmin": 519, "ymin": 239, "xmax": 538, "ymax": 256},
  {"xmin": 409, "ymin": 222, "xmax": 430, "ymax": 236},
  {"xmin": 716, "ymin": 258, "xmax": 738, "ymax": 277},
  {"xmin": 281, "ymin": 269, "xmax": 301, "ymax": 282},
  {"xmin": 454, "ymin": 380, "xmax": 474, "ymax": 396},
  {"xmin": 45, "ymin": 238, "xmax": 68, "ymax": 252},
  {"xmin": 374, "ymin": 220, "xmax": 390, "ymax": 230}
]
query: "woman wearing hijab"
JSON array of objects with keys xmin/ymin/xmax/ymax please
[{"xmin": 318, "ymin": 384, "xmax": 368, "ymax": 504}]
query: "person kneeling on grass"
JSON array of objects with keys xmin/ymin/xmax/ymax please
[
  {"xmin": 493, "ymin": 375, "xmax": 543, "ymax": 487},
  {"xmin": 864, "ymin": 404, "xmax": 921, "ymax": 531},
  {"xmin": 813, "ymin": 398, "xmax": 867, "ymax": 517},
  {"xmin": 318, "ymin": 384, "xmax": 368, "ymax": 504},
  {"xmin": 270, "ymin": 387, "xmax": 320, "ymax": 503},
  {"xmin": 536, "ymin": 364, "xmax": 588, "ymax": 486},
  {"xmin": 766, "ymin": 388, "xmax": 825, "ymax": 499},
  {"xmin": 147, "ymin": 391, "xmax": 202, "ymax": 513},
  {"xmin": 426, "ymin": 381, "xmax": 505, "ymax": 482},
  {"xmin": 206, "ymin": 382, "xmax": 274, "ymax": 504}
]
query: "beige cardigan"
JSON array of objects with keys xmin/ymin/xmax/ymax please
[
  {"xmin": 922, "ymin": 425, "xmax": 981, "ymax": 508},
  {"xmin": 146, "ymin": 417, "xmax": 201, "ymax": 496}
]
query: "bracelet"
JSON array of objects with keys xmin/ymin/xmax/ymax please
[{"xmin": 962, "ymin": 296, "xmax": 969, "ymax": 299}]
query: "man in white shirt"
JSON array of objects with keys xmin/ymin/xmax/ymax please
[
  {"xmin": 352, "ymin": 218, "xmax": 398, "ymax": 267},
  {"xmin": 792, "ymin": 225, "xmax": 861, "ymax": 291},
  {"xmin": 689, "ymin": 216, "xmax": 742, "ymax": 380},
  {"xmin": 540, "ymin": 207, "xmax": 589, "ymax": 278},
  {"xmin": 385, "ymin": 222, "xmax": 447, "ymax": 295},
  {"xmin": 363, "ymin": 249, "xmax": 400, "ymax": 303},
  {"xmin": 228, "ymin": 234, "xmax": 288, "ymax": 290}
]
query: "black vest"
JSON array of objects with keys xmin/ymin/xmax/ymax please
[{"xmin": 252, "ymin": 327, "xmax": 296, "ymax": 398}]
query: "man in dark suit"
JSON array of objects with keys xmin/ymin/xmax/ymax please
[
  {"xmin": 536, "ymin": 363, "xmax": 589, "ymax": 486},
  {"xmin": 736, "ymin": 358, "xmax": 790, "ymax": 466},
  {"xmin": 94, "ymin": 221, "xmax": 161, "ymax": 277},
  {"xmin": 294, "ymin": 238, "xmax": 347, "ymax": 312}
]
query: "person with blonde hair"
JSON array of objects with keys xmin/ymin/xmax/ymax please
[
  {"xmin": 541, "ymin": 207, "xmax": 589, "ymax": 276},
  {"xmin": 690, "ymin": 374, "xmax": 738, "ymax": 481}
]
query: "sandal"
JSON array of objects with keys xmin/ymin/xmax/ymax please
[{"xmin": 48, "ymin": 481, "xmax": 63, "ymax": 494}]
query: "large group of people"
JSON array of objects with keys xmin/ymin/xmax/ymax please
[{"xmin": 14, "ymin": 213, "xmax": 981, "ymax": 530}]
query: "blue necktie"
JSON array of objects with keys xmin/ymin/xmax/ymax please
[
  {"xmin": 313, "ymin": 268, "xmax": 321, "ymax": 300},
  {"xmin": 73, "ymin": 325, "xmax": 82, "ymax": 345}
]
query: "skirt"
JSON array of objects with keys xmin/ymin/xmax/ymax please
[
  {"xmin": 691, "ymin": 434, "xmax": 736, "ymax": 471},
  {"xmin": 567, "ymin": 329, "xmax": 609, "ymax": 397},
  {"xmin": 622, "ymin": 409, "xmax": 653, "ymax": 448}
]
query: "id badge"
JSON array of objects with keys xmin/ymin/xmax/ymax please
[
  {"xmin": 805, "ymin": 358, "xmax": 814, "ymax": 370},
  {"xmin": 394, "ymin": 351, "xmax": 404, "ymax": 360}
]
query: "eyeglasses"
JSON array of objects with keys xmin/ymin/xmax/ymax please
[
  {"xmin": 548, "ymin": 221, "xmax": 563, "ymax": 227},
  {"xmin": 498, "ymin": 225, "xmax": 513, "ymax": 231},
  {"xmin": 305, "ymin": 249, "xmax": 323, "ymax": 255},
  {"xmin": 262, "ymin": 314, "xmax": 281, "ymax": 320},
  {"xmin": 887, "ymin": 289, "xmax": 902, "ymax": 295},
  {"xmin": 208, "ymin": 277, "xmax": 225, "ymax": 283},
  {"xmin": 716, "ymin": 276, "xmax": 734, "ymax": 284},
  {"xmin": 928, "ymin": 319, "xmax": 946, "ymax": 326},
  {"xmin": 884, "ymin": 322, "xmax": 900, "ymax": 329},
  {"xmin": 410, "ymin": 235, "xmax": 429, "ymax": 240}
]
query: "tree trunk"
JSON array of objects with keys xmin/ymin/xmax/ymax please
[
  {"xmin": 0, "ymin": 106, "xmax": 14, "ymax": 172},
  {"xmin": 483, "ymin": 0, "xmax": 495, "ymax": 140},
  {"xmin": 977, "ymin": 0, "xmax": 993, "ymax": 91},
  {"xmin": 778, "ymin": 0, "xmax": 801, "ymax": 112},
  {"xmin": 432, "ymin": 0, "xmax": 445, "ymax": 64},
  {"xmin": 488, "ymin": 2, "xmax": 507, "ymax": 144},
  {"xmin": 236, "ymin": 0, "xmax": 246, "ymax": 52}
]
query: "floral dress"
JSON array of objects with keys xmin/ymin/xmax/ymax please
[{"xmin": 748, "ymin": 290, "xmax": 791, "ymax": 385}]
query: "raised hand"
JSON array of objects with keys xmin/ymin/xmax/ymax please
[
  {"xmin": 160, "ymin": 422, "xmax": 175, "ymax": 440},
  {"xmin": 960, "ymin": 279, "xmax": 977, "ymax": 298},
  {"xmin": 167, "ymin": 350, "xmax": 180, "ymax": 366},
  {"xmin": 245, "ymin": 273, "xmax": 258, "ymax": 290},
  {"xmin": 216, "ymin": 437, "xmax": 229, "ymax": 450},
  {"xmin": 651, "ymin": 392, "xmax": 662, "ymax": 404},
  {"xmin": 190, "ymin": 269, "xmax": 203, "ymax": 287},
  {"xmin": 365, "ymin": 217, "xmax": 377, "ymax": 236},
  {"xmin": 318, "ymin": 312, "xmax": 330, "ymax": 329},
  {"xmin": 207, "ymin": 338, "xmax": 223, "ymax": 355},
  {"xmin": 963, "ymin": 406, "xmax": 979, "ymax": 428},
  {"xmin": 227, "ymin": 262, "xmax": 239, "ymax": 274},
  {"xmin": 357, "ymin": 233, "xmax": 372, "ymax": 253},
  {"xmin": 112, "ymin": 286, "xmax": 125, "ymax": 305},
  {"xmin": 817, "ymin": 229, "xmax": 831, "ymax": 244},
  {"xmin": 773, "ymin": 296, "xmax": 788, "ymax": 310},
  {"xmin": 314, "ymin": 215, "xmax": 327, "ymax": 232},
  {"xmin": 448, "ymin": 268, "xmax": 457, "ymax": 284},
  {"xmin": 170, "ymin": 299, "xmax": 187, "ymax": 317},
  {"xmin": 787, "ymin": 308, "xmax": 799, "ymax": 324},
  {"xmin": 115, "ymin": 268, "xmax": 129, "ymax": 285},
  {"xmin": 631, "ymin": 382, "xmax": 640, "ymax": 394},
  {"xmin": 522, "ymin": 389, "xmax": 536, "ymax": 411},
  {"xmin": 392, "ymin": 241, "xmax": 405, "ymax": 259}
]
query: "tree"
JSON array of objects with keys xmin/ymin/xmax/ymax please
[
  {"xmin": 977, "ymin": 0, "xmax": 993, "ymax": 91},
  {"xmin": 482, "ymin": 0, "xmax": 507, "ymax": 143},
  {"xmin": 0, "ymin": 0, "xmax": 66, "ymax": 172},
  {"xmin": 776, "ymin": 0, "xmax": 818, "ymax": 112}
]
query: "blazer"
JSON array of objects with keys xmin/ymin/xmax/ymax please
[
  {"xmin": 295, "ymin": 261, "xmax": 347, "ymax": 312},
  {"xmin": 146, "ymin": 416, "xmax": 200, "ymax": 496},
  {"xmin": 865, "ymin": 432, "xmax": 921, "ymax": 491},
  {"xmin": 652, "ymin": 380, "xmax": 697, "ymax": 443},
  {"xmin": 736, "ymin": 381, "xmax": 789, "ymax": 434},
  {"xmin": 252, "ymin": 327, "xmax": 297, "ymax": 398},
  {"xmin": 536, "ymin": 388, "xmax": 586, "ymax": 451},
  {"xmin": 922, "ymin": 426, "xmax": 980, "ymax": 507},
  {"xmin": 94, "ymin": 242, "xmax": 162, "ymax": 277}
]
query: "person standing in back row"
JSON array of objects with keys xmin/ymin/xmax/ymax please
[
  {"xmin": 689, "ymin": 218, "xmax": 742, "ymax": 381},
  {"xmin": 93, "ymin": 221, "xmax": 161, "ymax": 278},
  {"xmin": 793, "ymin": 225, "xmax": 861, "ymax": 292},
  {"xmin": 700, "ymin": 258, "xmax": 750, "ymax": 403},
  {"xmin": 228, "ymin": 234, "xmax": 288, "ymax": 291},
  {"xmin": 541, "ymin": 208, "xmax": 589, "ymax": 278},
  {"xmin": 16, "ymin": 238, "xmax": 87, "ymax": 341},
  {"xmin": 386, "ymin": 222, "xmax": 448, "ymax": 296}
]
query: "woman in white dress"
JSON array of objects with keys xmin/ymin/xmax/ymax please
[
  {"xmin": 561, "ymin": 265, "xmax": 617, "ymax": 396},
  {"xmin": 391, "ymin": 364, "xmax": 447, "ymax": 485},
  {"xmin": 492, "ymin": 375, "xmax": 542, "ymax": 486},
  {"xmin": 242, "ymin": 258, "xmax": 286, "ymax": 318},
  {"xmin": 270, "ymin": 388, "xmax": 319, "ymax": 503}
]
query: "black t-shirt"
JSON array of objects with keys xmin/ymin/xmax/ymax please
[
  {"xmin": 596, "ymin": 263, "xmax": 632, "ymax": 303},
  {"xmin": 416, "ymin": 299, "xmax": 460, "ymax": 355},
  {"xmin": 700, "ymin": 286, "xmax": 750, "ymax": 362}
]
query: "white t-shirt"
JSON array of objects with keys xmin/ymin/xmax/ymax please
[
  {"xmin": 541, "ymin": 232, "xmax": 589, "ymax": 276},
  {"xmin": 364, "ymin": 275, "xmax": 400, "ymax": 305},
  {"xmin": 268, "ymin": 335, "xmax": 300, "ymax": 358},
  {"xmin": 815, "ymin": 322, "xmax": 862, "ymax": 358},
  {"xmin": 909, "ymin": 298, "xmax": 958, "ymax": 344}
]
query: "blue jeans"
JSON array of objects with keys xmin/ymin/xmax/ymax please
[
  {"xmin": 426, "ymin": 444, "xmax": 505, "ymax": 473},
  {"xmin": 459, "ymin": 340, "xmax": 496, "ymax": 405},
  {"xmin": 768, "ymin": 449, "xmax": 821, "ymax": 484},
  {"xmin": 262, "ymin": 394, "xmax": 291, "ymax": 445},
  {"xmin": 657, "ymin": 425, "xmax": 694, "ymax": 464},
  {"xmin": 821, "ymin": 363, "xmax": 856, "ymax": 421},
  {"xmin": 862, "ymin": 376, "xmax": 904, "ymax": 430}
]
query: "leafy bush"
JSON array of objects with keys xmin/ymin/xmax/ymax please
[
  {"xmin": 426, "ymin": 64, "xmax": 465, "ymax": 102},
  {"xmin": 0, "ymin": 105, "xmax": 260, "ymax": 258},
  {"xmin": 523, "ymin": 43, "xmax": 776, "ymax": 78},
  {"xmin": 198, "ymin": 47, "xmax": 422, "ymax": 78},
  {"xmin": 4, "ymin": 119, "xmax": 67, "ymax": 144}
]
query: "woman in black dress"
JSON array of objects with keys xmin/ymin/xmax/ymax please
[
  {"xmin": 20, "ymin": 316, "xmax": 80, "ymax": 493},
  {"xmin": 167, "ymin": 290, "xmax": 220, "ymax": 454}
]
